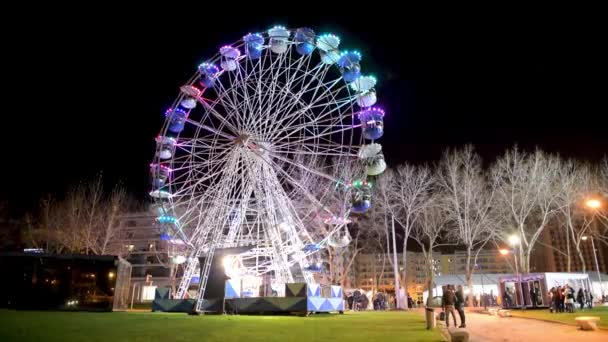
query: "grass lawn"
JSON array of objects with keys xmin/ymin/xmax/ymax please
[
  {"xmin": 0, "ymin": 309, "xmax": 444, "ymax": 342},
  {"xmin": 509, "ymin": 305, "xmax": 608, "ymax": 329}
]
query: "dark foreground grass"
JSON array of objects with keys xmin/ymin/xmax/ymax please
[
  {"xmin": 0, "ymin": 309, "xmax": 443, "ymax": 342},
  {"xmin": 509, "ymin": 305, "xmax": 608, "ymax": 329}
]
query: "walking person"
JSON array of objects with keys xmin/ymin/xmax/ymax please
[
  {"xmin": 455, "ymin": 285, "xmax": 466, "ymax": 328},
  {"xmin": 442, "ymin": 285, "xmax": 458, "ymax": 328}
]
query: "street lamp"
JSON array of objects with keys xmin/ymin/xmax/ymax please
[
  {"xmin": 508, "ymin": 235, "xmax": 520, "ymax": 247},
  {"xmin": 586, "ymin": 199, "xmax": 602, "ymax": 209},
  {"xmin": 584, "ymin": 198, "xmax": 604, "ymax": 300}
]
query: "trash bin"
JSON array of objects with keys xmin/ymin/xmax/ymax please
[{"xmin": 425, "ymin": 307, "xmax": 436, "ymax": 329}]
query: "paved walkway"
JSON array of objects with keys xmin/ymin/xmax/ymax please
[{"xmin": 439, "ymin": 312, "xmax": 608, "ymax": 342}]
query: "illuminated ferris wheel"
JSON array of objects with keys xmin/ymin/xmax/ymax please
[{"xmin": 149, "ymin": 25, "xmax": 387, "ymax": 309}]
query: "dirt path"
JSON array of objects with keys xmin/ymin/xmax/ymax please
[{"xmin": 438, "ymin": 312, "xmax": 608, "ymax": 342}]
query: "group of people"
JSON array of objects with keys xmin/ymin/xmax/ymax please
[
  {"xmin": 548, "ymin": 286, "xmax": 593, "ymax": 313},
  {"xmin": 441, "ymin": 284, "xmax": 466, "ymax": 328},
  {"xmin": 467, "ymin": 293, "xmax": 497, "ymax": 308}
]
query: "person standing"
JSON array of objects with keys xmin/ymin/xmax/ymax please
[
  {"xmin": 442, "ymin": 285, "xmax": 458, "ymax": 328},
  {"xmin": 557, "ymin": 286, "xmax": 565, "ymax": 313},
  {"xmin": 455, "ymin": 285, "xmax": 466, "ymax": 328},
  {"xmin": 577, "ymin": 288, "xmax": 585, "ymax": 310},
  {"xmin": 530, "ymin": 286, "xmax": 537, "ymax": 308},
  {"xmin": 565, "ymin": 286, "xmax": 575, "ymax": 313},
  {"xmin": 548, "ymin": 287, "xmax": 555, "ymax": 313}
]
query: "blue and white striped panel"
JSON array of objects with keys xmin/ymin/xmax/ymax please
[
  {"xmin": 224, "ymin": 280, "xmax": 240, "ymax": 299},
  {"xmin": 328, "ymin": 298, "xmax": 344, "ymax": 310},
  {"xmin": 331, "ymin": 286, "xmax": 342, "ymax": 298},
  {"xmin": 307, "ymin": 283, "xmax": 320, "ymax": 297},
  {"xmin": 307, "ymin": 297, "xmax": 326, "ymax": 311}
]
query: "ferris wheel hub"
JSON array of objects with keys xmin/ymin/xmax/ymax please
[{"xmin": 234, "ymin": 133, "xmax": 252, "ymax": 146}]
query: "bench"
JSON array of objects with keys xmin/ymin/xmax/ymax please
[
  {"xmin": 448, "ymin": 327, "xmax": 469, "ymax": 342},
  {"xmin": 574, "ymin": 316, "xmax": 600, "ymax": 331},
  {"xmin": 498, "ymin": 309, "xmax": 511, "ymax": 317}
]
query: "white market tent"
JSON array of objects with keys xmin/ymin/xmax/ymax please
[
  {"xmin": 423, "ymin": 273, "xmax": 504, "ymax": 304},
  {"xmin": 587, "ymin": 272, "xmax": 608, "ymax": 299},
  {"xmin": 424, "ymin": 272, "xmax": 607, "ymax": 306}
]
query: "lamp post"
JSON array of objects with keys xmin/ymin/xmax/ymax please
[
  {"xmin": 585, "ymin": 198, "xmax": 605, "ymax": 300},
  {"xmin": 391, "ymin": 215, "xmax": 403, "ymax": 309},
  {"xmin": 505, "ymin": 234, "xmax": 524, "ymax": 309},
  {"xmin": 475, "ymin": 263, "xmax": 486, "ymax": 310}
]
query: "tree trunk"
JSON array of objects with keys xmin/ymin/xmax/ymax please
[
  {"xmin": 466, "ymin": 248, "xmax": 474, "ymax": 307},
  {"xmin": 566, "ymin": 224, "xmax": 571, "ymax": 272},
  {"xmin": 426, "ymin": 248, "xmax": 434, "ymax": 306},
  {"xmin": 575, "ymin": 242, "xmax": 586, "ymax": 273},
  {"xmin": 524, "ymin": 248, "xmax": 531, "ymax": 275},
  {"xmin": 401, "ymin": 239, "xmax": 409, "ymax": 310}
]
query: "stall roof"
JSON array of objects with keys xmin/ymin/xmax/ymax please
[
  {"xmin": 432, "ymin": 274, "xmax": 506, "ymax": 287},
  {"xmin": 586, "ymin": 272, "xmax": 608, "ymax": 282}
]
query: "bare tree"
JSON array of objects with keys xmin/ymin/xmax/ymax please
[
  {"xmin": 592, "ymin": 157, "xmax": 608, "ymax": 246},
  {"xmin": 99, "ymin": 185, "xmax": 128, "ymax": 255},
  {"xmin": 491, "ymin": 147, "xmax": 562, "ymax": 274},
  {"xmin": 357, "ymin": 203, "xmax": 393, "ymax": 297},
  {"xmin": 437, "ymin": 145, "xmax": 495, "ymax": 306},
  {"xmin": 29, "ymin": 174, "xmax": 132, "ymax": 255},
  {"xmin": 293, "ymin": 157, "xmax": 364, "ymax": 288},
  {"xmin": 411, "ymin": 196, "xmax": 451, "ymax": 305},
  {"xmin": 375, "ymin": 169, "xmax": 402, "ymax": 285},
  {"xmin": 387, "ymin": 164, "xmax": 433, "ymax": 304},
  {"xmin": 555, "ymin": 160, "xmax": 596, "ymax": 272}
]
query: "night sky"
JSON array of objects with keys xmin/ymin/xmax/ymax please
[{"xmin": 2, "ymin": 9, "xmax": 605, "ymax": 214}]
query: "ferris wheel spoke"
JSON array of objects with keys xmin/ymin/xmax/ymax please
[
  {"xmin": 266, "ymin": 80, "xmax": 350, "ymax": 139},
  {"xmin": 174, "ymin": 137, "xmax": 233, "ymax": 152},
  {"xmin": 266, "ymin": 52, "xmax": 314, "ymax": 127},
  {"xmin": 193, "ymin": 97, "xmax": 241, "ymax": 136},
  {"xmin": 212, "ymin": 66, "xmax": 246, "ymax": 115},
  {"xmin": 247, "ymin": 147, "xmax": 335, "ymax": 216},
  {"xmin": 271, "ymin": 71, "xmax": 342, "ymax": 123},
  {"xmin": 269, "ymin": 113, "xmax": 354, "ymax": 140},
  {"xmin": 263, "ymin": 69, "xmax": 335, "ymax": 134},
  {"xmin": 249, "ymin": 50, "xmax": 317, "ymax": 134},
  {"xmin": 170, "ymin": 153, "xmax": 235, "ymax": 194},
  {"xmin": 214, "ymin": 73, "xmax": 254, "ymax": 131},
  {"xmin": 272, "ymin": 122, "xmax": 361, "ymax": 151},
  {"xmin": 260, "ymin": 148, "xmax": 341, "ymax": 184},
  {"xmin": 269, "ymin": 100, "xmax": 356, "ymax": 139},
  {"xmin": 279, "ymin": 81, "xmax": 351, "ymax": 122},
  {"xmin": 185, "ymin": 117, "xmax": 237, "ymax": 141},
  {"xmin": 258, "ymin": 49, "xmax": 291, "ymax": 135},
  {"xmin": 171, "ymin": 147, "xmax": 232, "ymax": 166},
  {"xmin": 266, "ymin": 145, "xmax": 358, "ymax": 158},
  {"xmin": 233, "ymin": 61, "xmax": 259, "ymax": 130}
]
